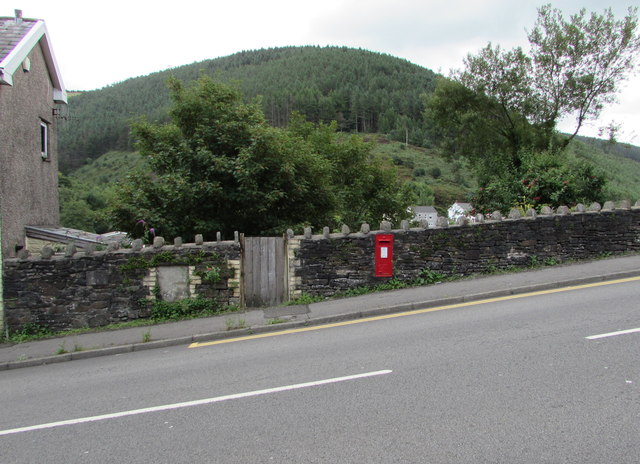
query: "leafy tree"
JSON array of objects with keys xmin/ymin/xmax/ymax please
[
  {"xmin": 425, "ymin": 5, "xmax": 639, "ymax": 209},
  {"xmin": 472, "ymin": 152, "xmax": 606, "ymax": 214},
  {"xmin": 59, "ymin": 173, "xmax": 112, "ymax": 233},
  {"xmin": 405, "ymin": 182, "xmax": 435, "ymax": 206},
  {"xmin": 109, "ymin": 77, "xmax": 411, "ymax": 240},
  {"xmin": 286, "ymin": 113, "xmax": 413, "ymax": 228}
]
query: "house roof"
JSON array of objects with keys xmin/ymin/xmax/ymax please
[
  {"xmin": 25, "ymin": 226, "xmax": 129, "ymax": 250},
  {"xmin": 450, "ymin": 202, "xmax": 472, "ymax": 211},
  {"xmin": 411, "ymin": 206, "xmax": 437, "ymax": 214},
  {"xmin": 0, "ymin": 12, "xmax": 67, "ymax": 103}
]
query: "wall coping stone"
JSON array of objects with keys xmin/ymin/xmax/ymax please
[
  {"xmin": 490, "ymin": 211, "xmax": 503, "ymax": 221},
  {"xmin": 6, "ymin": 201, "xmax": 639, "ymax": 260},
  {"xmin": 508, "ymin": 209, "xmax": 522, "ymax": 220},
  {"xmin": 277, "ymin": 199, "xmax": 639, "ymax": 241},
  {"xmin": 589, "ymin": 202, "xmax": 602, "ymax": 212},
  {"xmin": 618, "ymin": 200, "xmax": 631, "ymax": 210}
]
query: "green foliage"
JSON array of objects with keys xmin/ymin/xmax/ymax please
[
  {"xmin": 287, "ymin": 293, "xmax": 325, "ymax": 305},
  {"xmin": 527, "ymin": 5, "xmax": 640, "ymax": 144},
  {"xmin": 287, "ymin": 114, "xmax": 413, "ymax": 228},
  {"xmin": 109, "ymin": 77, "xmax": 411, "ymax": 239},
  {"xmin": 118, "ymin": 250, "xmax": 219, "ymax": 272},
  {"xmin": 570, "ymin": 138, "xmax": 640, "ymax": 201},
  {"xmin": 7, "ymin": 323, "xmax": 52, "ymax": 343},
  {"xmin": 225, "ymin": 317, "xmax": 247, "ymax": 331},
  {"xmin": 405, "ymin": 182, "xmax": 435, "ymax": 207},
  {"xmin": 445, "ymin": 5, "xmax": 640, "ymax": 157},
  {"xmin": 472, "ymin": 151, "xmax": 606, "ymax": 213},
  {"xmin": 56, "ymin": 342, "xmax": 68, "ymax": 355},
  {"xmin": 58, "ymin": 173, "xmax": 111, "ymax": 233},
  {"xmin": 415, "ymin": 269, "xmax": 446, "ymax": 285},
  {"xmin": 337, "ymin": 273, "xmax": 446, "ymax": 298},
  {"xmin": 194, "ymin": 266, "xmax": 222, "ymax": 284},
  {"xmin": 369, "ymin": 137, "xmax": 475, "ymax": 210},
  {"xmin": 150, "ymin": 297, "xmax": 224, "ymax": 320},
  {"xmin": 425, "ymin": 5, "xmax": 640, "ymax": 212},
  {"xmin": 59, "ymin": 151, "xmax": 148, "ymax": 233}
]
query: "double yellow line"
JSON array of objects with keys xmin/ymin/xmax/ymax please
[{"xmin": 189, "ymin": 276, "xmax": 640, "ymax": 349}]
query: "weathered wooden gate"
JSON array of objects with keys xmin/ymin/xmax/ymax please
[{"xmin": 242, "ymin": 236, "xmax": 287, "ymax": 307}]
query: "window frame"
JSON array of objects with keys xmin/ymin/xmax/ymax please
[{"xmin": 40, "ymin": 120, "xmax": 49, "ymax": 160}]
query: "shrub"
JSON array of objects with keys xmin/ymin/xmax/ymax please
[
  {"xmin": 472, "ymin": 152, "xmax": 606, "ymax": 214},
  {"xmin": 151, "ymin": 298, "xmax": 222, "ymax": 320}
]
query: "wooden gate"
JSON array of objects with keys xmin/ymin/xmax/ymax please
[{"xmin": 242, "ymin": 236, "xmax": 287, "ymax": 307}]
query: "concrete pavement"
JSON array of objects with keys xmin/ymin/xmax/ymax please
[{"xmin": 2, "ymin": 253, "xmax": 640, "ymax": 370}]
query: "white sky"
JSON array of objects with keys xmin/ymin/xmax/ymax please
[{"xmin": 6, "ymin": 0, "xmax": 640, "ymax": 144}]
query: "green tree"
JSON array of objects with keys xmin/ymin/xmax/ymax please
[
  {"xmin": 425, "ymin": 5, "xmax": 639, "ymax": 209},
  {"xmin": 109, "ymin": 78, "xmax": 411, "ymax": 240},
  {"xmin": 59, "ymin": 173, "xmax": 113, "ymax": 233},
  {"xmin": 110, "ymin": 77, "xmax": 335, "ymax": 240},
  {"xmin": 472, "ymin": 152, "xmax": 606, "ymax": 214},
  {"xmin": 286, "ymin": 113, "xmax": 413, "ymax": 228}
]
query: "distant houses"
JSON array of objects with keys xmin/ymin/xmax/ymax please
[
  {"xmin": 448, "ymin": 202, "xmax": 474, "ymax": 223},
  {"xmin": 408, "ymin": 206, "xmax": 438, "ymax": 228},
  {"xmin": 409, "ymin": 203, "xmax": 477, "ymax": 227}
]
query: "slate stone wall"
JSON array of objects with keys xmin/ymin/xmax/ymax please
[
  {"xmin": 3, "ymin": 205, "xmax": 640, "ymax": 334},
  {"xmin": 2, "ymin": 242, "xmax": 241, "ymax": 333},
  {"xmin": 291, "ymin": 208, "xmax": 640, "ymax": 297}
]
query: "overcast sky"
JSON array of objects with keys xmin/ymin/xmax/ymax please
[{"xmin": 7, "ymin": 0, "xmax": 639, "ymax": 143}]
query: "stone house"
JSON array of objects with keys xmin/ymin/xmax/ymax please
[
  {"xmin": 409, "ymin": 205, "xmax": 438, "ymax": 228},
  {"xmin": 448, "ymin": 201, "xmax": 473, "ymax": 223},
  {"xmin": 0, "ymin": 10, "xmax": 67, "ymax": 258}
]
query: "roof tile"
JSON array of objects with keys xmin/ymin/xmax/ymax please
[{"xmin": 0, "ymin": 17, "xmax": 38, "ymax": 64}]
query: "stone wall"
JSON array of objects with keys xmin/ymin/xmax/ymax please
[
  {"xmin": 2, "ymin": 240, "xmax": 241, "ymax": 333},
  {"xmin": 4, "ymin": 202, "xmax": 640, "ymax": 334},
  {"xmin": 290, "ymin": 204, "xmax": 640, "ymax": 298}
]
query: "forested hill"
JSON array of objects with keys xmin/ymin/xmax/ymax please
[{"xmin": 58, "ymin": 46, "xmax": 437, "ymax": 172}]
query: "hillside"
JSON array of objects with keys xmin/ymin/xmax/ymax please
[
  {"xmin": 59, "ymin": 132, "xmax": 640, "ymax": 235},
  {"xmin": 58, "ymin": 46, "xmax": 437, "ymax": 172}
]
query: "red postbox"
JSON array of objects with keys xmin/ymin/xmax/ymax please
[{"xmin": 375, "ymin": 234, "xmax": 394, "ymax": 277}]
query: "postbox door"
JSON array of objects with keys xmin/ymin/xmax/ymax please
[{"xmin": 375, "ymin": 234, "xmax": 394, "ymax": 277}]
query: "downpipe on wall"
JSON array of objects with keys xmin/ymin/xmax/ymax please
[{"xmin": 0, "ymin": 209, "xmax": 5, "ymax": 338}]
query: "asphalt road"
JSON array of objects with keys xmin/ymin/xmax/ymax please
[{"xmin": 1, "ymin": 278, "xmax": 638, "ymax": 463}]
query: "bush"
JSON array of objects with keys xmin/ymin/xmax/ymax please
[
  {"xmin": 472, "ymin": 152, "xmax": 606, "ymax": 214},
  {"xmin": 151, "ymin": 298, "xmax": 222, "ymax": 320}
]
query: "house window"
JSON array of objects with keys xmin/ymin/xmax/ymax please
[{"xmin": 40, "ymin": 120, "xmax": 49, "ymax": 160}]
